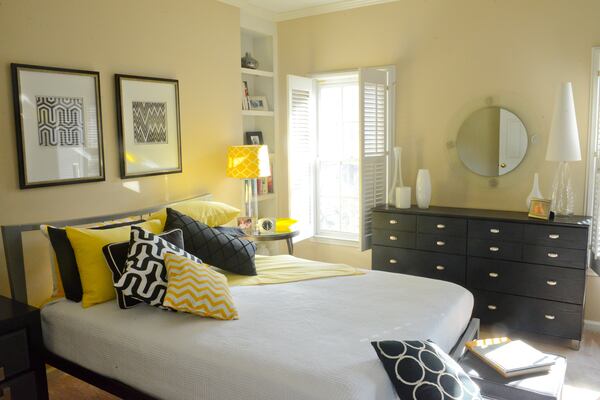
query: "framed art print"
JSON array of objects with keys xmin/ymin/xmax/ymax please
[
  {"xmin": 115, "ymin": 74, "xmax": 182, "ymax": 178},
  {"xmin": 11, "ymin": 63, "xmax": 105, "ymax": 189}
]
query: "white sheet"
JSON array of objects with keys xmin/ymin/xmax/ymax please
[{"xmin": 41, "ymin": 269, "xmax": 473, "ymax": 400}]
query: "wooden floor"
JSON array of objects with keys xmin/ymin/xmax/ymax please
[{"xmin": 46, "ymin": 324, "xmax": 600, "ymax": 400}]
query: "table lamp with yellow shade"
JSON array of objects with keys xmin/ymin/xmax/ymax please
[{"xmin": 227, "ymin": 145, "xmax": 271, "ymax": 219}]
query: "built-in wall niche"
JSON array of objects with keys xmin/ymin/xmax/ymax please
[
  {"xmin": 242, "ymin": 117, "xmax": 274, "ymax": 149},
  {"xmin": 242, "ymin": 74, "xmax": 274, "ymax": 112},
  {"xmin": 241, "ymin": 28, "xmax": 273, "ymax": 72}
]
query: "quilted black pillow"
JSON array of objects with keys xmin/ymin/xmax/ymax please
[
  {"xmin": 113, "ymin": 226, "xmax": 202, "ymax": 307},
  {"xmin": 372, "ymin": 340, "xmax": 482, "ymax": 400},
  {"xmin": 103, "ymin": 229, "xmax": 184, "ymax": 309},
  {"xmin": 165, "ymin": 208, "xmax": 257, "ymax": 276}
]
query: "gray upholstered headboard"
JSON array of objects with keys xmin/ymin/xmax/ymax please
[{"xmin": 1, "ymin": 193, "xmax": 212, "ymax": 304}]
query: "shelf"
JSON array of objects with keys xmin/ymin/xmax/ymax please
[
  {"xmin": 257, "ymin": 193, "xmax": 276, "ymax": 202},
  {"xmin": 242, "ymin": 110, "xmax": 274, "ymax": 117},
  {"xmin": 241, "ymin": 68, "xmax": 274, "ymax": 78}
]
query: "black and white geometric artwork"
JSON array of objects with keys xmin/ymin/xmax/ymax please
[
  {"xmin": 132, "ymin": 101, "xmax": 167, "ymax": 144},
  {"xmin": 36, "ymin": 96, "xmax": 84, "ymax": 147}
]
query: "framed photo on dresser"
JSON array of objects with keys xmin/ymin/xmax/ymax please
[
  {"xmin": 11, "ymin": 63, "xmax": 105, "ymax": 189},
  {"xmin": 115, "ymin": 74, "xmax": 182, "ymax": 179}
]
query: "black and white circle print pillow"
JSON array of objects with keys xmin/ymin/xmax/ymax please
[
  {"xmin": 113, "ymin": 226, "xmax": 202, "ymax": 307},
  {"xmin": 372, "ymin": 340, "xmax": 482, "ymax": 400}
]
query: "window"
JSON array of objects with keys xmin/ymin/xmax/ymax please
[{"xmin": 287, "ymin": 67, "xmax": 394, "ymax": 249}]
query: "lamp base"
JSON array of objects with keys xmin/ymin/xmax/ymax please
[
  {"xmin": 550, "ymin": 161, "xmax": 574, "ymax": 216},
  {"xmin": 244, "ymin": 178, "xmax": 259, "ymax": 219}
]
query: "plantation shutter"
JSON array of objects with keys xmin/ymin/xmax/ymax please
[
  {"xmin": 359, "ymin": 68, "xmax": 389, "ymax": 251},
  {"xmin": 591, "ymin": 74, "xmax": 600, "ymax": 272},
  {"xmin": 287, "ymin": 75, "xmax": 317, "ymax": 242}
]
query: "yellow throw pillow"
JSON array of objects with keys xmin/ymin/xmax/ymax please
[
  {"xmin": 66, "ymin": 219, "xmax": 162, "ymax": 308},
  {"xmin": 163, "ymin": 253, "xmax": 239, "ymax": 320},
  {"xmin": 149, "ymin": 200, "xmax": 240, "ymax": 229}
]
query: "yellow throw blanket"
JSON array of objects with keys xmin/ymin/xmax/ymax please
[{"xmin": 225, "ymin": 255, "xmax": 365, "ymax": 286}]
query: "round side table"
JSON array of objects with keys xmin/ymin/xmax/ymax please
[{"xmin": 244, "ymin": 230, "xmax": 300, "ymax": 255}]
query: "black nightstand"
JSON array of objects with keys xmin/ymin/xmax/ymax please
[{"xmin": 0, "ymin": 296, "xmax": 48, "ymax": 399}]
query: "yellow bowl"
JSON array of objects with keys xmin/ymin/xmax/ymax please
[{"xmin": 275, "ymin": 218, "xmax": 298, "ymax": 233}]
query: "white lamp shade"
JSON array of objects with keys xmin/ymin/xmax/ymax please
[{"xmin": 545, "ymin": 82, "xmax": 581, "ymax": 162}]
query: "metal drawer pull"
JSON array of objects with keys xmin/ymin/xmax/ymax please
[
  {"xmin": 545, "ymin": 314, "xmax": 556, "ymax": 320},
  {"xmin": 490, "ymin": 228, "xmax": 500, "ymax": 234},
  {"xmin": 488, "ymin": 272, "xmax": 499, "ymax": 278},
  {"xmin": 435, "ymin": 265, "xmax": 445, "ymax": 271},
  {"xmin": 436, "ymin": 224, "xmax": 446, "ymax": 229},
  {"xmin": 0, "ymin": 387, "xmax": 11, "ymax": 400},
  {"xmin": 549, "ymin": 234, "xmax": 560, "ymax": 239},
  {"xmin": 487, "ymin": 305, "xmax": 497, "ymax": 310},
  {"xmin": 389, "ymin": 219, "xmax": 398, "ymax": 225},
  {"xmin": 0, "ymin": 367, "xmax": 4, "ymax": 381},
  {"xmin": 546, "ymin": 280, "xmax": 557, "ymax": 286},
  {"xmin": 547, "ymin": 252, "xmax": 559, "ymax": 258},
  {"xmin": 436, "ymin": 241, "xmax": 445, "ymax": 246},
  {"xmin": 389, "ymin": 235, "xmax": 398, "ymax": 241},
  {"xmin": 389, "ymin": 259, "xmax": 397, "ymax": 264},
  {"xmin": 489, "ymin": 246, "xmax": 499, "ymax": 252}
]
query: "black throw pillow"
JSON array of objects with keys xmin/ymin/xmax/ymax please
[
  {"xmin": 165, "ymin": 208, "xmax": 257, "ymax": 276},
  {"xmin": 372, "ymin": 340, "xmax": 482, "ymax": 400},
  {"xmin": 102, "ymin": 228, "xmax": 184, "ymax": 309},
  {"xmin": 47, "ymin": 219, "xmax": 144, "ymax": 302}
]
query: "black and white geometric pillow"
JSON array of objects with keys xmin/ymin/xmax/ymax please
[
  {"xmin": 372, "ymin": 340, "xmax": 482, "ymax": 400},
  {"xmin": 103, "ymin": 229, "xmax": 184, "ymax": 309},
  {"xmin": 113, "ymin": 226, "xmax": 202, "ymax": 307}
]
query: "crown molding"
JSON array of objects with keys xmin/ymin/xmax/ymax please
[{"xmin": 218, "ymin": 0, "xmax": 276, "ymax": 21}]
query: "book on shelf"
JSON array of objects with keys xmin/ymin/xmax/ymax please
[
  {"xmin": 466, "ymin": 338, "xmax": 556, "ymax": 378},
  {"xmin": 241, "ymin": 80, "xmax": 250, "ymax": 110}
]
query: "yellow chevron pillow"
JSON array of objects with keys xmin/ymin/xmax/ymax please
[{"xmin": 163, "ymin": 253, "xmax": 239, "ymax": 320}]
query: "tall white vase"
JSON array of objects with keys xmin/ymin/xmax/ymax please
[
  {"xmin": 526, "ymin": 172, "xmax": 543, "ymax": 209},
  {"xmin": 388, "ymin": 147, "xmax": 403, "ymax": 203},
  {"xmin": 416, "ymin": 169, "xmax": 431, "ymax": 209}
]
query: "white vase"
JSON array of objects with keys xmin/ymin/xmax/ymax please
[
  {"xmin": 526, "ymin": 172, "xmax": 543, "ymax": 209},
  {"xmin": 395, "ymin": 186, "xmax": 411, "ymax": 209},
  {"xmin": 388, "ymin": 147, "xmax": 403, "ymax": 203},
  {"xmin": 416, "ymin": 169, "xmax": 431, "ymax": 209}
]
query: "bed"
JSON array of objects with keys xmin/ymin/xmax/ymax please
[{"xmin": 3, "ymin": 195, "xmax": 478, "ymax": 400}]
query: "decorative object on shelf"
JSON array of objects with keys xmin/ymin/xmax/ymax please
[
  {"xmin": 241, "ymin": 52, "xmax": 259, "ymax": 69},
  {"xmin": 526, "ymin": 172, "xmax": 543, "ymax": 209},
  {"xmin": 395, "ymin": 187, "xmax": 411, "ymax": 209},
  {"xmin": 275, "ymin": 218, "xmax": 298, "ymax": 233},
  {"xmin": 248, "ymin": 96, "xmax": 269, "ymax": 111},
  {"xmin": 257, "ymin": 217, "xmax": 276, "ymax": 234},
  {"xmin": 115, "ymin": 74, "xmax": 182, "ymax": 179},
  {"xmin": 227, "ymin": 145, "xmax": 271, "ymax": 220},
  {"xmin": 11, "ymin": 63, "xmax": 105, "ymax": 189},
  {"xmin": 245, "ymin": 131, "xmax": 264, "ymax": 145},
  {"xmin": 528, "ymin": 198, "xmax": 553, "ymax": 220},
  {"xmin": 546, "ymin": 82, "xmax": 581, "ymax": 216},
  {"xmin": 416, "ymin": 169, "xmax": 431, "ymax": 209},
  {"xmin": 237, "ymin": 216, "xmax": 256, "ymax": 234},
  {"xmin": 388, "ymin": 147, "xmax": 401, "ymax": 203}
]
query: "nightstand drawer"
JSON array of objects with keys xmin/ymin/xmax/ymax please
[
  {"xmin": 418, "ymin": 216, "xmax": 467, "ymax": 236},
  {"xmin": 468, "ymin": 238, "xmax": 522, "ymax": 261},
  {"xmin": 372, "ymin": 213, "xmax": 416, "ymax": 232},
  {"xmin": 0, "ymin": 371, "xmax": 37, "ymax": 400},
  {"xmin": 372, "ymin": 230, "xmax": 415, "ymax": 248},
  {"xmin": 0, "ymin": 330, "xmax": 29, "ymax": 382},
  {"xmin": 417, "ymin": 233, "xmax": 466, "ymax": 255},
  {"xmin": 468, "ymin": 220, "xmax": 523, "ymax": 242},
  {"xmin": 523, "ymin": 224, "xmax": 588, "ymax": 249},
  {"xmin": 523, "ymin": 244, "xmax": 586, "ymax": 269}
]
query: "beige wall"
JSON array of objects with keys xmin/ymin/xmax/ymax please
[
  {"xmin": 278, "ymin": 0, "xmax": 600, "ymax": 321},
  {"xmin": 0, "ymin": 0, "xmax": 242, "ymax": 301}
]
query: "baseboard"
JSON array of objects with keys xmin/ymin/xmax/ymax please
[{"xmin": 584, "ymin": 319, "xmax": 600, "ymax": 332}]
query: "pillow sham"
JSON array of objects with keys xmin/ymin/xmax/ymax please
[
  {"xmin": 65, "ymin": 220, "xmax": 162, "ymax": 308},
  {"xmin": 150, "ymin": 200, "xmax": 240, "ymax": 229},
  {"xmin": 114, "ymin": 226, "xmax": 202, "ymax": 307},
  {"xmin": 372, "ymin": 340, "xmax": 482, "ymax": 400},
  {"xmin": 164, "ymin": 208, "xmax": 257, "ymax": 276},
  {"xmin": 103, "ymin": 229, "xmax": 184, "ymax": 309},
  {"xmin": 163, "ymin": 253, "xmax": 238, "ymax": 320}
]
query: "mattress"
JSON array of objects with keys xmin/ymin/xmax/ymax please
[{"xmin": 41, "ymin": 268, "xmax": 474, "ymax": 400}]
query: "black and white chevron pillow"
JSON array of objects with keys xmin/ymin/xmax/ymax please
[{"xmin": 114, "ymin": 226, "xmax": 202, "ymax": 307}]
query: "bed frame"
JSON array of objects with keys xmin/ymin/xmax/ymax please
[{"xmin": 2, "ymin": 193, "xmax": 479, "ymax": 399}]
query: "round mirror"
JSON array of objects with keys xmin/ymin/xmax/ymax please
[{"xmin": 456, "ymin": 107, "xmax": 528, "ymax": 176}]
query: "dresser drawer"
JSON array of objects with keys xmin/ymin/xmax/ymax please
[
  {"xmin": 417, "ymin": 233, "xmax": 466, "ymax": 255},
  {"xmin": 473, "ymin": 290, "xmax": 582, "ymax": 340},
  {"xmin": 468, "ymin": 220, "xmax": 523, "ymax": 242},
  {"xmin": 523, "ymin": 224, "xmax": 588, "ymax": 250},
  {"xmin": 373, "ymin": 230, "xmax": 415, "ymax": 248},
  {"xmin": 467, "ymin": 257, "xmax": 585, "ymax": 304},
  {"xmin": 468, "ymin": 239, "xmax": 522, "ymax": 261},
  {"xmin": 0, "ymin": 330, "xmax": 29, "ymax": 382},
  {"xmin": 0, "ymin": 370, "xmax": 37, "ymax": 400},
  {"xmin": 418, "ymin": 216, "xmax": 467, "ymax": 237},
  {"xmin": 372, "ymin": 246, "xmax": 465, "ymax": 284},
  {"xmin": 373, "ymin": 213, "xmax": 416, "ymax": 232},
  {"xmin": 522, "ymin": 244, "xmax": 586, "ymax": 269}
]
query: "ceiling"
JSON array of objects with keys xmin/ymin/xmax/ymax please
[{"xmin": 220, "ymin": 0, "xmax": 398, "ymax": 21}]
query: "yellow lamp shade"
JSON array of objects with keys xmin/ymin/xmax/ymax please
[{"xmin": 227, "ymin": 145, "xmax": 271, "ymax": 179}]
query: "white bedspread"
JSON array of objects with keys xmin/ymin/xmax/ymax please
[{"xmin": 41, "ymin": 269, "xmax": 473, "ymax": 400}]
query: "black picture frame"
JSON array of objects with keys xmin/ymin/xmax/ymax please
[
  {"xmin": 244, "ymin": 131, "xmax": 264, "ymax": 145},
  {"xmin": 115, "ymin": 74, "xmax": 182, "ymax": 179},
  {"xmin": 11, "ymin": 63, "xmax": 105, "ymax": 189}
]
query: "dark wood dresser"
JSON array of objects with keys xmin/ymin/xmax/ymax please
[{"xmin": 371, "ymin": 205, "xmax": 590, "ymax": 348}]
